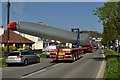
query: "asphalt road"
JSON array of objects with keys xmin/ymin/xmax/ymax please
[
  {"xmin": 2, "ymin": 49, "xmax": 105, "ymax": 79},
  {"xmin": 2, "ymin": 58, "xmax": 54, "ymax": 78}
]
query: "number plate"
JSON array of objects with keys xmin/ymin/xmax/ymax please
[
  {"xmin": 58, "ymin": 56, "xmax": 63, "ymax": 58},
  {"xmin": 10, "ymin": 58, "xmax": 15, "ymax": 60},
  {"xmin": 59, "ymin": 52, "xmax": 64, "ymax": 55}
]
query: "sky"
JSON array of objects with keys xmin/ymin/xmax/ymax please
[
  {"xmin": 1, "ymin": 2, "xmax": 105, "ymax": 32},
  {"xmin": 1, "ymin": 0, "xmax": 109, "ymax": 2}
]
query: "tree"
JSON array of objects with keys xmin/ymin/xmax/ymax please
[{"xmin": 93, "ymin": 2, "xmax": 120, "ymax": 49}]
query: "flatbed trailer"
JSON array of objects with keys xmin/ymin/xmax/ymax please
[
  {"xmin": 7, "ymin": 22, "xmax": 93, "ymax": 62},
  {"xmin": 48, "ymin": 45, "xmax": 93, "ymax": 62},
  {"xmin": 49, "ymin": 48, "xmax": 82, "ymax": 61}
]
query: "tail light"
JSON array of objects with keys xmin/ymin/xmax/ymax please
[{"xmin": 17, "ymin": 56, "xmax": 23, "ymax": 58}]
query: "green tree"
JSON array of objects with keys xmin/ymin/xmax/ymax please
[{"xmin": 93, "ymin": 2, "xmax": 120, "ymax": 48}]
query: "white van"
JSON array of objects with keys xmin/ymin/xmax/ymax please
[{"xmin": 43, "ymin": 45, "xmax": 58, "ymax": 58}]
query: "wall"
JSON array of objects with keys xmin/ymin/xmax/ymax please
[{"xmin": 21, "ymin": 33, "xmax": 43, "ymax": 50}]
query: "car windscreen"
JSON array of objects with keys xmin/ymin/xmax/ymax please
[
  {"xmin": 8, "ymin": 52, "xmax": 20, "ymax": 56},
  {"xmin": 45, "ymin": 46, "xmax": 56, "ymax": 51}
]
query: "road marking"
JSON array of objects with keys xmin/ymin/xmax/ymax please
[
  {"xmin": 96, "ymin": 54, "xmax": 106, "ymax": 78},
  {"xmin": 52, "ymin": 63, "xmax": 63, "ymax": 67},
  {"xmin": 21, "ymin": 68, "xmax": 46, "ymax": 79}
]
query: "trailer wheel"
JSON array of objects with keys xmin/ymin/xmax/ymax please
[
  {"xmin": 77, "ymin": 55, "xmax": 79, "ymax": 59},
  {"xmin": 72, "ymin": 55, "xmax": 76, "ymax": 62}
]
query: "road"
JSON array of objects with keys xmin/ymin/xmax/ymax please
[
  {"xmin": 2, "ymin": 49, "xmax": 105, "ymax": 79},
  {"xmin": 2, "ymin": 58, "xmax": 54, "ymax": 78}
]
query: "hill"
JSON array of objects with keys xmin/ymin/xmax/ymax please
[{"xmin": 80, "ymin": 30, "xmax": 102, "ymax": 38}]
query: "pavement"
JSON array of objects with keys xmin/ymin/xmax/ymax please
[{"xmin": 2, "ymin": 58, "xmax": 54, "ymax": 78}]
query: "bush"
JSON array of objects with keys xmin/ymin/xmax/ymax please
[
  {"xmin": 4, "ymin": 46, "xmax": 17, "ymax": 52},
  {"xmin": 0, "ymin": 47, "xmax": 5, "ymax": 54},
  {"xmin": 9, "ymin": 46, "xmax": 17, "ymax": 51},
  {"xmin": 104, "ymin": 49, "xmax": 120, "ymax": 79}
]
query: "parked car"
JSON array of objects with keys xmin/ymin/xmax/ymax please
[{"xmin": 6, "ymin": 50, "xmax": 40, "ymax": 66}]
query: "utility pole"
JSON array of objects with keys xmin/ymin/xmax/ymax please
[{"xmin": 7, "ymin": 0, "xmax": 10, "ymax": 54}]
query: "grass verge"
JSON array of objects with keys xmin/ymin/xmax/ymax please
[
  {"xmin": 0, "ymin": 58, "xmax": 7, "ymax": 67},
  {"xmin": 40, "ymin": 53, "xmax": 47, "ymax": 58},
  {"xmin": 104, "ymin": 49, "xmax": 120, "ymax": 79}
]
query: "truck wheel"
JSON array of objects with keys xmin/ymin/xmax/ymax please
[
  {"xmin": 72, "ymin": 55, "xmax": 76, "ymax": 62},
  {"xmin": 76, "ymin": 55, "xmax": 80, "ymax": 60},
  {"xmin": 74, "ymin": 56, "xmax": 76, "ymax": 61}
]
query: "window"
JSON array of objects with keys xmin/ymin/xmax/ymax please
[
  {"xmin": 29, "ymin": 51, "xmax": 34, "ymax": 55},
  {"xmin": 8, "ymin": 52, "xmax": 20, "ymax": 56},
  {"xmin": 21, "ymin": 51, "xmax": 30, "ymax": 55}
]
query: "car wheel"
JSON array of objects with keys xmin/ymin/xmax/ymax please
[
  {"xmin": 24, "ymin": 59, "xmax": 28, "ymax": 66},
  {"xmin": 36, "ymin": 58, "xmax": 40, "ymax": 63}
]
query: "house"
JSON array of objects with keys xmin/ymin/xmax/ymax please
[
  {"xmin": 0, "ymin": 26, "xmax": 62, "ymax": 51},
  {"xmin": 0, "ymin": 29, "xmax": 34, "ymax": 49},
  {"xmin": 20, "ymin": 33, "xmax": 44, "ymax": 50}
]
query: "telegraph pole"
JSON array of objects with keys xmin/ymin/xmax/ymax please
[{"xmin": 7, "ymin": 0, "xmax": 10, "ymax": 54}]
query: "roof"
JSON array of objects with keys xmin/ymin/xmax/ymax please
[{"xmin": 0, "ymin": 30, "xmax": 35, "ymax": 44}]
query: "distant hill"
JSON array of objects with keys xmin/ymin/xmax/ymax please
[{"xmin": 80, "ymin": 30, "xmax": 102, "ymax": 38}]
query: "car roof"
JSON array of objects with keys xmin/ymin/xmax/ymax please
[
  {"xmin": 10, "ymin": 51, "xmax": 20, "ymax": 53},
  {"xmin": 20, "ymin": 50, "xmax": 29, "ymax": 52},
  {"xmin": 10, "ymin": 50, "xmax": 29, "ymax": 53}
]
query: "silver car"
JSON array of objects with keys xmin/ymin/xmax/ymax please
[{"xmin": 6, "ymin": 50, "xmax": 40, "ymax": 66}]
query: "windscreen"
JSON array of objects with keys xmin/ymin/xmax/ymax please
[
  {"xmin": 45, "ymin": 46, "xmax": 57, "ymax": 51},
  {"xmin": 8, "ymin": 52, "xmax": 20, "ymax": 56}
]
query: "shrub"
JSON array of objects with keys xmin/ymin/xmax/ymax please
[
  {"xmin": 104, "ymin": 49, "xmax": 119, "ymax": 79},
  {"xmin": 4, "ymin": 46, "xmax": 17, "ymax": 52},
  {"xmin": 0, "ymin": 47, "xmax": 5, "ymax": 54}
]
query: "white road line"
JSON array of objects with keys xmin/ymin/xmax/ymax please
[
  {"xmin": 52, "ymin": 63, "xmax": 63, "ymax": 68},
  {"xmin": 21, "ymin": 68, "xmax": 46, "ymax": 79},
  {"xmin": 96, "ymin": 54, "xmax": 106, "ymax": 78}
]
